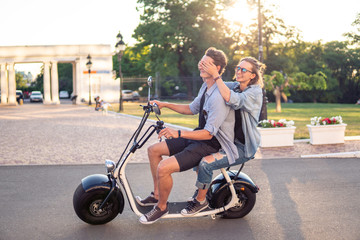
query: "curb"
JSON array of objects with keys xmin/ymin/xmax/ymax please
[
  {"xmin": 301, "ymin": 151, "xmax": 360, "ymax": 158},
  {"xmin": 294, "ymin": 136, "xmax": 360, "ymax": 143}
]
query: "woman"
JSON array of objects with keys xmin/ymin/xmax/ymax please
[{"xmin": 181, "ymin": 56, "xmax": 266, "ymax": 215}]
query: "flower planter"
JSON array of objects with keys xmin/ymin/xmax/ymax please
[
  {"xmin": 257, "ymin": 126, "xmax": 296, "ymax": 148},
  {"xmin": 307, "ymin": 124, "xmax": 347, "ymax": 145}
]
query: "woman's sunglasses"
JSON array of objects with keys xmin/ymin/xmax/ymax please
[{"xmin": 235, "ymin": 66, "xmax": 253, "ymax": 74}]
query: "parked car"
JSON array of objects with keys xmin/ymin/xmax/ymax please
[
  {"xmin": 29, "ymin": 91, "xmax": 43, "ymax": 102},
  {"xmin": 171, "ymin": 92, "xmax": 188, "ymax": 100},
  {"xmin": 16, "ymin": 90, "xmax": 24, "ymax": 104},
  {"xmin": 122, "ymin": 90, "xmax": 140, "ymax": 101},
  {"xmin": 132, "ymin": 91, "xmax": 140, "ymax": 101},
  {"xmin": 59, "ymin": 91, "xmax": 70, "ymax": 99},
  {"xmin": 0, "ymin": 90, "xmax": 25, "ymax": 104}
]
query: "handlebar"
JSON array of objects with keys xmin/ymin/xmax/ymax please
[
  {"xmin": 140, "ymin": 102, "xmax": 161, "ymax": 116},
  {"xmin": 116, "ymin": 102, "xmax": 163, "ymax": 166},
  {"xmin": 155, "ymin": 120, "xmax": 164, "ymax": 133}
]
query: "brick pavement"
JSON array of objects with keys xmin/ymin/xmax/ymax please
[
  {"xmin": 0, "ymin": 103, "xmax": 159, "ymax": 165},
  {"xmin": 0, "ymin": 103, "xmax": 359, "ymax": 165}
]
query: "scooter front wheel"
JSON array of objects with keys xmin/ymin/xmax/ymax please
[
  {"xmin": 73, "ymin": 184, "xmax": 120, "ymax": 225},
  {"xmin": 211, "ymin": 183, "xmax": 256, "ymax": 219}
]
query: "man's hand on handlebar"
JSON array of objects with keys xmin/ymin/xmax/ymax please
[
  {"xmin": 150, "ymin": 100, "xmax": 167, "ymax": 109},
  {"xmin": 158, "ymin": 127, "xmax": 179, "ymax": 140}
]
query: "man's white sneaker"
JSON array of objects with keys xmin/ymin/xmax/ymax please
[{"xmin": 181, "ymin": 199, "xmax": 209, "ymax": 216}]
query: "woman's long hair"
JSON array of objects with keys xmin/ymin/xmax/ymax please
[{"xmin": 239, "ymin": 57, "xmax": 266, "ymax": 88}]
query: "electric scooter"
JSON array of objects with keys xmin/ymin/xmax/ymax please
[{"xmin": 73, "ymin": 76, "xmax": 259, "ymax": 225}]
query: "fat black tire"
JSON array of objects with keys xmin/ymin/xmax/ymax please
[
  {"xmin": 211, "ymin": 183, "xmax": 256, "ymax": 219},
  {"xmin": 73, "ymin": 183, "xmax": 120, "ymax": 225}
]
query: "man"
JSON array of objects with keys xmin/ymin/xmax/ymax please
[{"xmin": 137, "ymin": 47, "xmax": 238, "ymax": 224}]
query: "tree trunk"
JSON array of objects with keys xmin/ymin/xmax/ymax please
[
  {"xmin": 313, "ymin": 96, "xmax": 317, "ymax": 103},
  {"xmin": 281, "ymin": 92, "xmax": 288, "ymax": 103},
  {"xmin": 313, "ymin": 91, "xmax": 317, "ymax": 103},
  {"xmin": 273, "ymin": 87, "xmax": 282, "ymax": 112}
]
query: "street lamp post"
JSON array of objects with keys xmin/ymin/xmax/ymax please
[
  {"xmin": 86, "ymin": 54, "xmax": 93, "ymax": 105},
  {"xmin": 258, "ymin": 0, "xmax": 267, "ymax": 121},
  {"xmin": 258, "ymin": 0, "xmax": 263, "ymax": 62},
  {"xmin": 115, "ymin": 32, "xmax": 126, "ymax": 112}
]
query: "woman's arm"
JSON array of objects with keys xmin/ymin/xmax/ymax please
[{"xmin": 214, "ymin": 78, "xmax": 231, "ymax": 102}]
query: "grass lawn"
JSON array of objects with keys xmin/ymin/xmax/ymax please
[{"xmin": 109, "ymin": 101, "xmax": 360, "ymax": 139}]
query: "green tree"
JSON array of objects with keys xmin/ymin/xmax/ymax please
[
  {"xmin": 291, "ymin": 41, "xmax": 337, "ymax": 103},
  {"xmin": 307, "ymin": 71, "xmax": 328, "ymax": 103},
  {"xmin": 113, "ymin": 45, "xmax": 151, "ymax": 78},
  {"xmin": 264, "ymin": 71, "xmax": 286, "ymax": 112},
  {"xmin": 16, "ymin": 72, "xmax": 27, "ymax": 89},
  {"xmin": 264, "ymin": 70, "xmax": 327, "ymax": 112},
  {"xmin": 58, "ymin": 63, "xmax": 73, "ymax": 92},
  {"xmin": 31, "ymin": 72, "xmax": 44, "ymax": 92},
  {"xmin": 323, "ymin": 41, "xmax": 360, "ymax": 103},
  {"xmin": 133, "ymin": 0, "xmax": 235, "ymax": 95},
  {"xmin": 29, "ymin": 65, "xmax": 44, "ymax": 92}
]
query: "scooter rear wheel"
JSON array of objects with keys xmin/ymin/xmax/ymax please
[
  {"xmin": 73, "ymin": 184, "xmax": 120, "ymax": 225},
  {"xmin": 211, "ymin": 183, "xmax": 256, "ymax": 219}
]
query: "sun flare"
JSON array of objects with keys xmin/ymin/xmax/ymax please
[{"xmin": 223, "ymin": 0, "xmax": 257, "ymax": 29}]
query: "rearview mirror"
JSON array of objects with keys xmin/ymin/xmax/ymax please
[
  {"xmin": 147, "ymin": 76, "xmax": 152, "ymax": 102},
  {"xmin": 147, "ymin": 76, "xmax": 152, "ymax": 88},
  {"xmin": 152, "ymin": 103, "xmax": 161, "ymax": 116}
]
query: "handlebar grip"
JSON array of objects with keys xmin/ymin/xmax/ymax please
[{"xmin": 156, "ymin": 126, "xmax": 165, "ymax": 134}]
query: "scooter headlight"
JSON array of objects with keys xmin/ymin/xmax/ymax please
[{"xmin": 105, "ymin": 160, "xmax": 116, "ymax": 173}]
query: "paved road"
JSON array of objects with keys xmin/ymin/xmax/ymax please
[
  {"xmin": 1, "ymin": 157, "xmax": 359, "ymax": 240},
  {"xmin": 1, "ymin": 103, "xmax": 359, "ymax": 239}
]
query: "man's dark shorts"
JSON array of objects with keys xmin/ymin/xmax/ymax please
[{"xmin": 165, "ymin": 137, "xmax": 220, "ymax": 172}]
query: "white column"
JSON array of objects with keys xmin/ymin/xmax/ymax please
[
  {"xmin": 75, "ymin": 60, "xmax": 82, "ymax": 104},
  {"xmin": 72, "ymin": 62, "xmax": 76, "ymax": 97},
  {"xmin": 0, "ymin": 64, "xmax": 8, "ymax": 104},
  {"xmin": 43, "ymin": 62, "xmax": 51, "ymax": 104},
  {"xmin": 51, "ymin": 61, "xmax": 60, "ymax": 104},
  {"xmin": 8, "ymin": 63, "xmax": 17, "ymax": 105}
]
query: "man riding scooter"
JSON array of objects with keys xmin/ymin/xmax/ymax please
[{"xmin": 136, "ymin": 47, "xmax": 239, "ymax": 224}]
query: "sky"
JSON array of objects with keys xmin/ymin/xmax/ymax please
[{"xmin": 1, "ymin": 0, "xmax": 358, "ymax": 75}]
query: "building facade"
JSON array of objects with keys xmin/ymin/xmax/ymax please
[{"xmin": 0, "ymin": 44, "xmax": 118, "ymax": 105}]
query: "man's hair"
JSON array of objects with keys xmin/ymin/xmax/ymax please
[{"xmin": 205, "ymin": 47, "xmax": 228, "ymax": 75}]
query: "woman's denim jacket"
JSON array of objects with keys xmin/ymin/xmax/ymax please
[{"xmin": 225, "ymin": 82, "xmax": 263, "ymax": 163}]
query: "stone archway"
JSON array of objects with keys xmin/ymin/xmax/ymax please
[{"xmin": 0, "ymin": 44, "xmax": 118, "ymax": 105}]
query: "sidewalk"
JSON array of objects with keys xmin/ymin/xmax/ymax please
[
  {"xmin": 255, "ymin": 137, "xmax": 360, "ymax": 159},
  {"xmin": 0, "ymin": 103, "xmax": 359, "ymax": 166}
]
